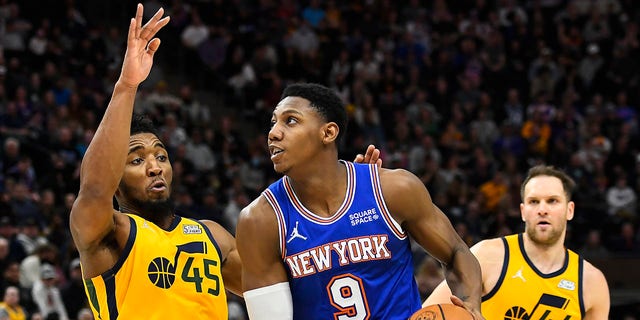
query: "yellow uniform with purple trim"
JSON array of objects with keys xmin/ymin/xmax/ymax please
[
  {"xmin": 482, "ymin": 234, "xmax": 584, "ymax": 319},
  {"xmin": 82, "ymin": 214, "xmax": 227, "ymax": 320}
]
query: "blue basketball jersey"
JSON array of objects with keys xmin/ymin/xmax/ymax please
[{"xmin": 263, "ymin": 161, "xmax": 421, "ymax": 320}]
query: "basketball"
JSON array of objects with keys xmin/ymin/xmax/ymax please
[{"xmin": 409, "ymin": 304, "xmax": 474, "ymax": 320}]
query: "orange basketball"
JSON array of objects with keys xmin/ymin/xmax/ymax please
[{"xmin": 408, "ymin": 304, "xmax": 474, "ymax": 320}]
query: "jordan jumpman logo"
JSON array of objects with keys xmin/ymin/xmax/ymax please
[
  {"xmin": 287, "ymin": 221, "xmax": 308, "ymax": 243},
  {"xmin": 512, "ymin": 267, "xmax": 526, "ymax": 282}
]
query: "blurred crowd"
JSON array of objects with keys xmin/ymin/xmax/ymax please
[{"xmin": 1, "ymin": 0, "xmax": 640, "ymax": 319}]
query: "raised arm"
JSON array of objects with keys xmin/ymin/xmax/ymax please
[
  {"xmin": 70, "ymin": 4, "xmax": 169, "ymax": 254},
  {"xmin": 380, "ymin": 168, "xmax": 484, "ymax": 319},
  {"xmin": 236, "ymin": 197, "xmax": 292, "ymax": 319}
]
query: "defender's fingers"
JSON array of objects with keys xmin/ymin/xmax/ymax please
[
  {"xmin": 127, "ymin": 17, "xmax": 136, "ymax": 43},
  {"xmin": 147, "ymin": 38, "xmax": 161, "ymax": 54},
  {"xmin": 140, "ymin": 8, "xmax": 168, "ymax": 40},
  {"xmin": 135, "ymin": 3, "xmax": 143, "ymax": 37},
  {"xmin": 370, "ymin": 148, "xmax": 380, "ymax": 163},
  {"xmin": 363, "ymin": 144, "xmax": 375, "ymax": 163}
]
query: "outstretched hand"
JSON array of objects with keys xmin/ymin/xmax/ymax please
[
  {"xmin": 353, "ymin": 144, "xmax": 382, "ymax": 168},
  {"xmin": 119, "ymin": 3, "xmax": 170, "ymax": 88},
  {"xmin": 450, "ymin": 295, "xmax": 485, "ymax": 320}
]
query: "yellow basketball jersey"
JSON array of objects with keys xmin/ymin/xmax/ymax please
[
  {"xmin": 83, "ymin": 214, "xmax": 227, "ymax": 319},
  {"xmin": 482, "ymin": 234, "xmax": 584, "ymax": 320},
  {"xmin": 0, "ymin": 302, "xmax": 26, "ymax": 320}
]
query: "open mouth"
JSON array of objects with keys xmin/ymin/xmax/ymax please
[
  {"xmin": 270, "ymin": 146, "xmax": 284, "ymax": 157},
  {"xmin": 149, "ymin": 180, "xmax": 166, "ymax": 191}
]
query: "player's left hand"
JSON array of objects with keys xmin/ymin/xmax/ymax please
[
  {"xmin": 353, "ymin": 144, "xmax": 382, "ymax": 168},
  {"xmin": 451, "ymin": 295, "xmax": 485, "ymax": 320}
]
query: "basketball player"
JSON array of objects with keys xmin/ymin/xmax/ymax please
[
  {"xmin": 424, "ymin": 165, "xmax": 610, "ymax": 319},
  {"xmin": 69, "ymin": 4, "xmax": 239, "ymax": 319},
  {"xmin": 236, "ymin": 83, "xmax": 485, "ymax": 320}
]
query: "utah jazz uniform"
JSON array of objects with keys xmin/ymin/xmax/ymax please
[
  {"xmin": 263, "ymin": 161, "xmax": 421, "ymax": 319},
  {"xmin": 482, "ymin": 234, "xmax": 584, "ymax": 319},
  {"xmin": 83, "ymin": 214, "xmax": 227, "ymax": 319}
]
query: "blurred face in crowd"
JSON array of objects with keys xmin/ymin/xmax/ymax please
[
  {"xmin": 3, "ymin": 286, "xmax": 20, "ymax": 306},
  {"xmin": 520, "ymin": 175, "xmax": 574, "ymax": 246},
  {"xmin": 3, "ymin": 263, "xmax": 20, "ymax": 283}
]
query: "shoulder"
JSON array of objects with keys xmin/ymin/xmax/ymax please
[
  {"xmin": 471, "ymin": 238, "xmax": 507, "ymax": 294},
  {"xmin": 199, "ymin": 219, "xmax": 235, "ymax": 261},
  {"xmin": 470, "ymin": 238, "xmax": 506, "ymax": 269},
  {"xmin": 378, "ymin": 167, "xmax": 422, "ymax": 190},
  {"xmin": 238, "ymin": 195, "xmax": 277, "ymax": 227},
  {"xmin": 237, "ymin": 195, "xmax": 279, "ymax": 244},
  {"xmin": 581, "ymin": 259, "xmax": 610, "ymax": 316},
  {"xmin": 377, "ymin": 168, "xmax": 427, "ymax": 204},
  {"xmin": 582, "ymin": 259, "xmax": 609, "ymax": 295}
]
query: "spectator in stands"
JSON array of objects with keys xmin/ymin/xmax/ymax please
[
  {"xmin": 606, "ymin": 176, "xmax": 637, "ymax": 221},
  {"xmin": 19, "ymin": 244, "xmax": 57, "ymax": 291},
  {"xmin": 15, "ymin": 219, "xmax": 48, "ymax": 257},
  {"xmin": 0, "ymin": 286, "xmax": 26, "ymax": 320},
  {"xmin": 579, "ymin": 229, "xmax": 611, "ymax": 261},
  {"xmin": 31, "ymin": 264, "xmax": 68, "ymax": 320},
  {"xmin": 60, "ymin": 259, "xmax": 85, "ymax": 319}
]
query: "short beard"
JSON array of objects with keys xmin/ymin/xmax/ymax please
[
  {"xmin": 127, "ymin": 197, "xmax": 175, "ymax": 226},
  {"xmin": 117, "ymin": 183, "xmax": 175, "ymax": 227},
  {"xmin": 525, "ymin": 224, "xmax": 563, "ymax": 247}
]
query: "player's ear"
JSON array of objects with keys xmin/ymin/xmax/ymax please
[
  {"xmin": 322, "ymin": 122, "xmax": 339, "ymax": 145},
  {"xmin": 566, "ymin": 200, "xmax": 575, "ymax": 221}
]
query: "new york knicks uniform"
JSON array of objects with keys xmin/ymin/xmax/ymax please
[
  {"xmin": 82, "ymin": 214, "xmax": 227, "ymax": 319},
  {"xmin": 263, "ymin": 161, "xmax": 421, "ymax": 319},
  {"xmin": 482, "ymin": 234, "xmax": 584, "ymax": 319}
]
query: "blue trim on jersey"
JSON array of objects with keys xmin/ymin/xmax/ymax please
[
  {"xmin": 482, "ymin": 237, "xmax": 509, "ymax": 301},
  {"xmin": 101, "ymin": 216, "xmax": 138, "ymax": 280},
  {"xmin": 193, "ymin": 218, "xmax": 224, "ymax": 265},
  {"xmin": 519, "ymin": 233, "xmax": 568, "ymax": 278},
  {"xmin": 104, "ymin": 274, "xmax": 118, "ymax": 319},
  {"xmin": 167, "ymin": 214, "xmax": 181, "ymax": 231},
  {"xmin": 96, "ymin": 215, "xmax": 138, "ymax": 319},
  {"xmin": 578, "ymin": 256, "xmax": 585, "ymax": 317}
]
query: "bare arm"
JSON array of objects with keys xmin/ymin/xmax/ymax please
[
  {"xmin": 236, "ymin": 197, "xmax": 289, "ymax": 291},
  {"xmin": 380, "ymin": 169, "xmax": 484, "ymax": 319},
  {"xmin": 200, "ymin": 220, "xmax": 242, "ymax": 297},
  {"xmin": 69, "ymin": 3, "xmax": 169, "ymax": 270},
  {"xmin": 583, "ymin": 261, "xmax": 610, "ymax": 319},
  {"xmin": 424, "ymin": 238, "xmax": 505, "ymax": 306}
]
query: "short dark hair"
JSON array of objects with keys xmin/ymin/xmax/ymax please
[
  {"xmin": 520, "ymin": 165, "xmax": 576, "ymax": 201},
  {"xmin": 130, "ymin": 113, "xmax": 159, "ymax": 137},
  {"xmin": 281, "ymin": 83, "xmax": 347, "ymax": 143}
]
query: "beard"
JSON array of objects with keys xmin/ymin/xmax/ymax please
[
  {"xmin": 118, "ymin": 182, "xmax": 175, "ymax": 226},
  {"xmin": 525, "ymin": 223, "xmax": 564, "ymax": 247},
  {"xmin": 128, "ymin": 196, "xmax": 175, "ymax": 226}
]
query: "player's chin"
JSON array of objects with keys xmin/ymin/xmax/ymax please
[{"xmin": 272, "ymin": 163, "xmax": 288, "ymax": 174}]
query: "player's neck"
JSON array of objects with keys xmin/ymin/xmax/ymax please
[
  {"xmin": 288, "ymin": 160, "xmax": 347, "ymax": 217},
  {"xmin": 522, "ymin": 233, "xmax": 567, "ymax": 273}
]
